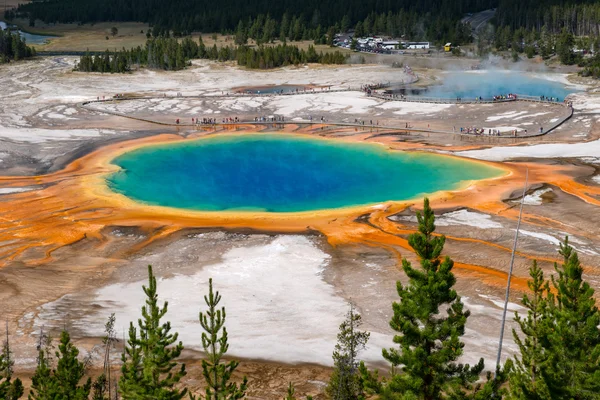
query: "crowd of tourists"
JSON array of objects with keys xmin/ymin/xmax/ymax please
[
  {"xmin": 493, "ymin": 93, "xmax": 518, "ymax": 101},
  {"xmin": 540, "ymin": 95, "xmax": 561, "ymax": 102},
  {"xmin": 352, "ymin": 118, "xmax": 381, "ymax": 126},
  {"xmin": 173, "ymin": 116, "xmax": 292, "ymax": 124},
  {"xmin": 177, "ymin": 117, "xmax": 218, "ymax": 124},
  {"xmin": 362, "ymin": 82, "xmax": 391, "ymax": 95},
  {"xmin": 173, "ymin": 117, "xmax": 246, "ymax": 124},
  {"xmin": 255, "ymin": 115, "xmax": 286, "ymax": 122},
  {"xmin": 463, "ymin": 94, "xmax": 517, "ymax": 102},
  {"xmin": 457, "ymin": 127, "xmax": 520, "ymax": 136}
]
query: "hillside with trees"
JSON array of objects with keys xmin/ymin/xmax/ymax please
[
  {"xmin": 11, "ymin": 0, "xmax": 600, "ymax": 66},
  {"xmin": 495, "ymin": 0, "xmax": 600, "ymax": 36},
  {"xmin": 14, "ymin": 0, "xmax": 600, "ymax": 41},
  {"xmin": 9, "ymin": 0, "xmax": 494, "ymax": 45}
]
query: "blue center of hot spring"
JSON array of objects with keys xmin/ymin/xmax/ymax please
[{"xmin": 107, "ymin": 134, "xmax": 504, "ymax": 212}]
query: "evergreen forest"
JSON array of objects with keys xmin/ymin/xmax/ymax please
[
  {"xmin": 12, "ymin": 0, "xmax": 600, "ymax": 43},
  {"xmin": 10, "ymin": 0, "xmax": 494, "ymax": 45},
  {"xmin": 0, "ymin": 29, "xmax": 36, "ymax": 64},
  {"xmin": 11, "ymin": 0, "xmax": 600, "ymax": 75},
  {"xmin": 2, "ymin": 199, "xmax": 600, "ymax": 399},
  {"xmin": 74, "ymin": 37, "xmax": 347, "ymax": 72}
]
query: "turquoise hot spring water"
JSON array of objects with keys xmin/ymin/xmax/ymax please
[
  {"xmin": 107, "ymin": 134, "xmax": 505, "ymax": 213},
  {"xmin": 388, "ymin": 70, "xmax": 579, "ymax": 100}
]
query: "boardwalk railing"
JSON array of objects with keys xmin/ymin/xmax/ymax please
[{"xmin": 370, "ymin": 92, "xmax": 568, "ymax": 105}]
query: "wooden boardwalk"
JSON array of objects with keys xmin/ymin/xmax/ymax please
[{"xmin": 79, "ymin": 90, "xmax": 574, "ymax": 139}]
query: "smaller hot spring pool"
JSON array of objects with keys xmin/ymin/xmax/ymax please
[
  {"xmin": 236, "ymin": 85, "xmax": 311, "ymax": 94},
  {"xmin": 386, "ymin": 70, "xmax": 580, "ymax": 101}
]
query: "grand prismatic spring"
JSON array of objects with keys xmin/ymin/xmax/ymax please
[{"xmin": 108, "ymin": 134, "xmax": 504, "ymax": 212}]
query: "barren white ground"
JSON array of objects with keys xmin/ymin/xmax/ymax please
[{"xmin": 33, "ymin": 235, "xmax": 522, "ymax": 368}]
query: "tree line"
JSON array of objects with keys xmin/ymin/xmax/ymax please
[
  {"xmin": 8, "ymin": 0, "xmax": 589, "ymax": 39},
  {"xmin": 477, "ymin": 25, "xmax": 577, "ymax": 61},
  {"xmin": 9, "ymin": 0, "xmax": 493, "ymax": 45},
  {"xmin": 2, "ymin": 198, "xmax": 600, "ymax": 399},
  {"xmin": 230, "ymin": 11, "xmax": 474, "ymax": 46},
  {"xmin": 0, "ymin": 29, "xmax": 36, "ymax": 64},
  {"xmin": 475, "ymin": 24, "xmax": 600, "ymax": 78},
  {"xmin": 495, "ymin": 0, "xmax": 600, "ymax": 36},
  {"xmin": 12, "ymin": 0, "xmax": 600, "ymax": 59},
  {"xmin": 75, "ymin": 37, "xmax": 346, "ymax": 73},
  {"xmin": 485, "ymin": 0, "xmax": 600, "ymax": 77}
]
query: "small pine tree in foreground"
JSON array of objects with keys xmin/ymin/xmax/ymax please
[
  {"xmin": 361, "ymin": 198, "xmax": 489, "ymax": 399},
  {"xmin": 326, "ymin": 304, "xmax": 370, "ymax": 400},
  {"xmin": 510, "ymin": 239, "xmax": 600, "ymax": 399},
  {"xmin": 284, "ymin": 382, "xmax": 296, "ymax": 400},
  {"xmin": 509, "ymin": 261, "xmax": 552, "ymax": 399},
  {"xmin": 92, "ymin": 313, "xmax": 119, "ymax": 400},
  {"xmin": 548, "ymin": 238, "xmax": 600, "ymax": 397},
  {"xmin": 53, "ymin": 331, "xmax": 92, "ymax": 399},
  {"xmin": 29, "ymin": 330, "xmax": 91, "ymax": 400},
  {"xmin": 29, "ymin": 343, "xmax": 53, "ymax": 400},
  {"xmin": 0, "ymin": 323, "xmax": 23, "ymax": 400},
  {"xmin": 119, "ymin": 265, "xmax": 188, "ymax": 399},
  {"xmin": 92, "ymin": 373, "xmax": 109, "ymax": 400},
  {"xmin": 283, "ymin": 382, "xmax": 313, "ymax": 400},
  {"xmin": 191, "ymin": 278, "xmax": 247, "ymax": 400}
]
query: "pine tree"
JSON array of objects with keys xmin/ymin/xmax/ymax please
[
  {"xmin": 191, "ymin": 278, "xmax": 247, "ymax": 400},
  {"xmin": 104, "ymin": 313, "xmax": 118, "ymax": 399},
  {"xmin": 0, "ymin": 323, "xmax": 23, "ymax": 400},
  {"xmin": 354, "ymin": 21, "xmax": 364, "ymax": 38},
  {"xmin": 556, "ymin": 28, "xmax": 575, "ymax": 65},
  {"xmin": 0, "ymin": 374, "xmax": 22, "ymax": 400},
  {"xmin": 283, "ymin": 383, "xmax": 313, "ymax": 400},
  {"xmin": 92, "ymin": 313, "xmax": 119, "ymax": 400},
  {"xmin": 234, "ymin": 21, "xmax": 247, "ymax": 45},
  {"xmin": 362, "ymin": 198, "xmax": 485, "ymax": 399},
  {"xmin": 119, "ymin": 265, "xmax": 188, "ymax": 400},
  {"xmin": 284, "ymin": 383, "xmax": 296, "ymax": 400},
  {"xmin": 508, "ymin": 239, "xmax": 600, "ymax": 399},
  {"xmin": 326, "ymin": 26, "xmax": 336, "ymax": 47},
  {"xmin": 508, "ymin": 261, "xmax": 552, "ymax": 399},
  {"xmin": 326, "ymin": 304, "xmax": 370, "ymax": 400},
  {"xmin": 280, "ymin": 13, "xmax": 290, "ymax": 42},
  {"xmin": 29, "ymin": 331, "xmax": 91, "ymax": 400},
  {"xmin": 92, "ymin": 373, "xmax": 109, "ymax": 400},
  {"xmin": 341, "ymin": 15, "xmax": 351, "ymax": 32},
  {"xmin": 29, "ymin": 344, "xmax": 55, "ymax": 400},
  {"xmin": 539, "ymin": 26, "xmax": 553, "ymax": 60},
  {"xmin": 119, "ymin": 323, "xmax": 143, "ymax": 396},
  {"xmin": 467, "ymin": 364, "xmax": 512, "ymax": 400},
  {"xmin": 545, "ymin": 238, "xmax": 600, "ymax": 398},
  {"xmin": 55, "ymin": 331, "xmax": 92, "ymax": 399}
]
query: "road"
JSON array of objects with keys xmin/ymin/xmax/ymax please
[{"xmin": 461, "ymin": 9, "xmax": 496, "ymax": 38}]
